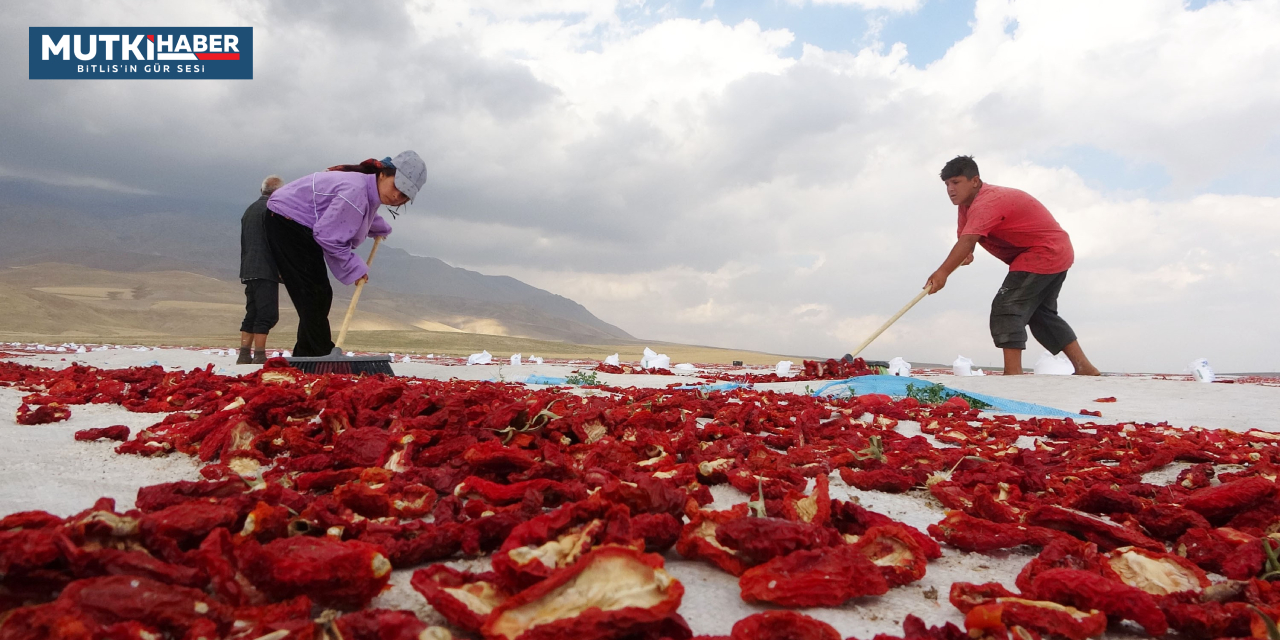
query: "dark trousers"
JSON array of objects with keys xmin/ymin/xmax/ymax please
[
  {"xmin": 265, "ymin": 211, "xmax": 335, "ymax": 357},
  {"xmin": 239, "ymin": 279, "xmax": 279, "ymax": 334},
  {"xmin": 990, "ymin": 270, "xmax": 1078, "ymax": 353}
]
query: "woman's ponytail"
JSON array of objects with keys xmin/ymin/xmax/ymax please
[{"xmin": 327, "ymin": 157, "xmax": 396, "ymax": 177}]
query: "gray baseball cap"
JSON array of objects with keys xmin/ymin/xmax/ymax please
[{"xmin": 391, "ymin": 150, "xmax": 427, "ymax": 202}]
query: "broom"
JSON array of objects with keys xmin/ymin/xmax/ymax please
[
  {"xmin": 845, "ymin": 284, "xmax": 932, "ymax": 360},
  {"xmin": 286, "ymin": 236, "xmax": 395, "ymax": 376}
]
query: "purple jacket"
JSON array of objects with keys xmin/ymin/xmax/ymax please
[{"xmin": 267, "ymin": 172, "xmax": 392, "ymax": 284}]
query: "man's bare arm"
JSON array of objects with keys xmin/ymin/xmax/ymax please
[{"xmin": 925, "ymin": 234, "xmax": 981, "ymax": 294}]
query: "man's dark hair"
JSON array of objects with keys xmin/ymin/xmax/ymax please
[{"xmin": 940, "ymin": 155, "xmax": 980, "ymax": 180}]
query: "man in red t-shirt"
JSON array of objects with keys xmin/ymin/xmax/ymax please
[{"xmin": 925, "ymin": 156, "xmax": 1100, "ymax": 375}]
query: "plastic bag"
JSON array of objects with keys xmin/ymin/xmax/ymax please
[
  {"xmin": 672, "ymin": 363, "xmax": 697, "ymax": 374},
  {"xmin": 887, "ymin": 357, "xmax": 911, "ymax": 377},
  {"xmin": 776, "ymin": 361, "xmax": 793, "ymax": 376},
  {"xmin": 1033, "ymin": 352, "xmax": 1075, "ymax": 375},
  {"xmin": 952, "ymin": 356, "xmax": 973, "ymax": 376},
  {"xmin": 467, "ymin": 350, "xmax": 493, "ymax": 366},
  {"xmin": 510, "ymin": 353, "xmax": 522, "ymax": 366},
  {"xmin": 1190, "ymin": 358, "xmax": 1214, "ymax": 383},
  {"xmin": 605, "ymin": 353, "xmax": 621, "ymax": 366},
  {"xmin": 530, "ymin": 355, "xmax": 543, "ymax": 364},
  {"xmin": 641, "ymin": 347, "xmax": 670, "ymax": 370}
]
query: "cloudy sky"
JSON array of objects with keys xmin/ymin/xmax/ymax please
[{"xmin": 5, "ymin": 0, "xmax": 1280, "ymax": 373}]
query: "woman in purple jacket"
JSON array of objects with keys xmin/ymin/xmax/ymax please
[{"xmin": 265, "ymin": 150, "xmax": 427, "ymax": 356}]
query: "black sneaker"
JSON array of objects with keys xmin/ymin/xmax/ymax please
[{"xmin": 236, "ymin": 347, "xmax": 252, "ymax": 365}]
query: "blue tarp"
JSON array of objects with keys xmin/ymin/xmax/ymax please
[
  {"xmin": 516, "ymin": 375, "xmax": 569, "ymax": 385},
  {"xmin": 674, "ymin": 381, "xmax": 746, "ymax": 392},
  {"xmin": 501, "ymin": 372, "xmax": 1081, "ymax": 418},
  {"xmin": 810, "ymin": 374, "xmax": 1086, "ymax": 419}
]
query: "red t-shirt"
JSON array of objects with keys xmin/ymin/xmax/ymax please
[{"xmin": 957, "ymin": 184, "xmax": 1074, "ymax": 274}]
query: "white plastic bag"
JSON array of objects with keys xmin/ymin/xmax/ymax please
[
  {"xmin": 1190, "ymin": 358, "xmax": 1214, "ymax": 383},
  {"xmin": 510, "ymin": 353, "xmax": 522, "ymax": 366},
  {"xmin": 400, "ymin": 356, "xmax": 411, "ymax": 363},
  {"xmin": 776, "ymin": 361, "xmax": 793, "ymax": 376},
  {"xmin": 467, "ymin": 350, "xmax": 493, "ymax": 366},
  {"xmin": 529, "ymin": 355, "xmax": 543, "ymax": 364},
  {"xmin": 605, "ymin": 353, "xmax": 621, "ymax": 366},
  {"xmin": 641, "ymin": 347, "xmax": 670, "ymax": 370},
  {"xmin": 1033, "ymin": 352, "xmax": 1075, "ymax": 375},
  {"xmin": 952, "ymin": 356, "xmax": 973, "ymax": 376},
  {"xmin": 673, "ymin": 363, "xmax": 697, "ymax": 374},
  {"xmin": 887, "ymin": 357, "xmax": 911, "ymax": 376}
]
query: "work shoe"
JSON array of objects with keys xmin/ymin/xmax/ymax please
[
  {"xmin": 251, "ymin": 352, "xmax": 268, "ymax": 365},
  {"xmin": 236, "ymin": 347, "xmax": 252, "ymax": 365}
]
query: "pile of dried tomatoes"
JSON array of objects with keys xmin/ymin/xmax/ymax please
[{"xmin": 2, "ymin": 358, "xmax": 1280, "ymax": 640}]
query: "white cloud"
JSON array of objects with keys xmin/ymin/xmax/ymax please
[
  {"xmin": 788, "ymin": 0, "xmax": 924, "ymax": 12},
  {"xmin": 0, "ymin": 166, "xmax": 154, "ymax": 196},
  {"xmin": 4, "ymin": 0, "xmax": 1280, "ymax": 372}
]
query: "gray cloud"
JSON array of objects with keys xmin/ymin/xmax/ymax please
[{"xmin": 5, "ymin": 1, "xmax": 1280, "ymax": 372}]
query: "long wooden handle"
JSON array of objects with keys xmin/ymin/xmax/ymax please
[
  {"xmin": 335, "ymin": 236, "xmax": 384, "ymax": 349},
  {"xmin": 848, "ymin": 285, "xmax": 931, "ymax": 359}
]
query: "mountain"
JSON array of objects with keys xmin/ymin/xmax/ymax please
[{"xmin": 0, "ymin": 198, "xmax": 634, "ymax": 343}]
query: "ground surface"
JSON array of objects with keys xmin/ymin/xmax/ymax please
[{"xmin": 3, "ymin": 345, "xmax": 1278, "ymax": 638}]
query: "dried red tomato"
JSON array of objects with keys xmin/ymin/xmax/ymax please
[
  {"xmin": 714, "ymin": 515, "xmax": 835, "ymax": 565},
  {"xmin": 1014, "ymin": 537, "xmax": 1103, "ymax": 594},
  {"xmin": 72, "ymin": 426, "xmax": 130, "ymax": 442},
  {"xmin": 1025, "ymin": 505, "xmax": 1164, "ymax": 552},
  {"xmin": 729, "ymin": 610, "xmax": 841, "ymax": 640},
  {"xmin": 988, "ymin": 599, "xmax": 1111, "ymax": 640},
  {"xmin": 15, "ymin": 402, "xmax": 72, "ymax": 425},
  {"xmin": 949, "ymin": 581, "xmax": 1018, "ymax": 614},
  {"xmin": 738, "ymin": 543, "xmax": 889, "ymax": 607},
  {"xmin": 237, "ymin": 536, "xmax": 391, "ymax": 609},
  {"xmin": 57, "ymin": 575, "xmax": 231, "ymax": 638},
  {"xmin": 677, "ymin": 505, "xmax": 751, "ymax": 576},
  {"xmin": 1135, "ymin": 503, "xmax": 1211, "ymax": 540},
  {"xmin": 1100, "ymin": 545, "xmax": 1210, "ymax": 596},
  {"xmin": 332, "ymin": 608, "xmax": 435, "ymax": 640},
  {"xmin": 492, "ymin": 499, "xmax": 637, "ymax": 590},
  {"xmin": 138, "ymin": 501, "xmax": 238, "ymax": 550},
  {"xmin": 410, "ymin": 564, "xmax": 509, "ymax": 634},
  {"xmin": 1159, "ymin": 595, "xmax": 1254, "ymax": 640},
  {"xmin": 482, "ymin": 546, "xmax": 685, "ymax": 640},
  {"xmin": 974, "ymin": 598, "xmax": 1107, "ymax": 640},
  {"xmin": 1177, "ymin": 527, "xmax": 1266, "ymax": 580},
  {"xmin": 928, "ymin": 510, "xmax": 1066, "ymax": 552},
  {"xmin": 1027, "ymin": 567, "xmax": 1168, "ymax": 636},
  {"xmin": 1183, "ymin": 476, "xmax": 1277, "ymax": 525},
  {"xmin": 850, "ymin": 524, "xmax": 927, "ymax": 587},
  {"xmin": 839, "ymin": 467, "xmax": 919, "ymax": 493},
  {"xmin": 830, "ymin": 499, "xmax": 941, "ymax": 560}
]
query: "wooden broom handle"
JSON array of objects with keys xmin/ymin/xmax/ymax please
[
  {"xmin": 847, "ymin": 284, "xmax": 931, "ymax": 359},
  {"xmin": 335, "ymin": 236, "xmax": 383, "ymax": 349}
]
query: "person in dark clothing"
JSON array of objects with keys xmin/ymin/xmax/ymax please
[{"xmin": 238, "ymin": 175, "xmax": 284, "ymax": 364}]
